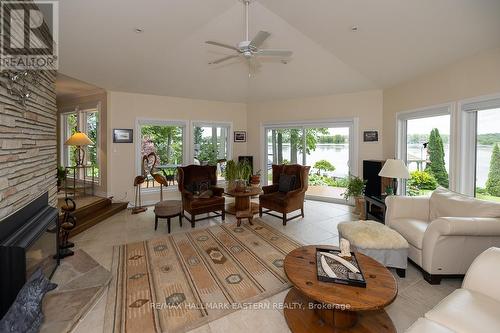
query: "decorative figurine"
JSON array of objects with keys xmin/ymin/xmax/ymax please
[
  {"xmin": 339, "ymin": 238, "xmax": 352, "ymax": 258},
  {"xmin": 132, "ymin": 175, "xmax": 147, "ymax": 214}
]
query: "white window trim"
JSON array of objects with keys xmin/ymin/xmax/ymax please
[
  {"xmin": 395, "ymin": 103, "xmax": 456, "ymax": 194},
  {"xmin": 260, "ymin": 118, "xmax": 359, "ymax": 204},
  {"xmin": 191, "ymin": 121, "xmax": 233, "ymax": 163},
  {"xmin": 135, "ymin": 118, "xmax": 188, "ymax": 193},
  {"xmin": 458, "ymin": 93, "xmax": 500, "ymax": 196},
  {"xmin": 59, "ymin": 102, "xmax": 101, "ymax": 184}
]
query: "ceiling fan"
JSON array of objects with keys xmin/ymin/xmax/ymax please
[{"xmin": 205, "ymin": 0, "xmax": 293, "ymax": 72}]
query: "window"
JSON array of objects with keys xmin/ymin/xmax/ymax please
[
  {"xmin": 192, "ymin": 123, "xmax": 230, "ymax": 180},
  {"xmin": 137, "ymin": 120, "xmax": 186, "ymax": 188},
  {"xmin": 397, "ymin": 106, "xmax": 452, "ymax": 195},
  {"xmin": 461, "ymin": 96, "xmax": 500, "ymax": 202},
  {"xmin": 61, "ymin": 107, "xmax": 100, "ymax": 179},
  {"xmin": 264, "ymin": 120, "xmax": 356, "ymax": 202}
]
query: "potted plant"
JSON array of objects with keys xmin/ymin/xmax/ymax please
[
  {"xmin": 343, "ymin": 175, "xmax": 367, "ymax": 215},
  {"xmin": 57, "ymin": 166, "xmax": 67, "ymax": 192},
  {"xmin": 250, "ymin": 169, "xmax": 261, "ymax": 187},
  {"xmin": 225, "ymin": 160, "xmax": 252, "ymax": 191}
]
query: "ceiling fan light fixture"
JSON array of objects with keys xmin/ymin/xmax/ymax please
[{"xmin": 205, "ymin": 0, "xmax": 293, "ymax": 73}]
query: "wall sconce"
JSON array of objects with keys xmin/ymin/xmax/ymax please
[{"xmin": 0, "ymin": 70, "xmax": 41, "ymax": 107}]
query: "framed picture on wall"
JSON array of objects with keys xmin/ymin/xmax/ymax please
[
  {"xmin": 363, "ymin": 130, "xmax": 379, "ymax": 142},
  {"xmin": 234, "ymin": 131, "xmax": 247, "ymax": 143},
  {"xmin": 113, "ymin": 129, "xmax": 133, "ymax": 143}
]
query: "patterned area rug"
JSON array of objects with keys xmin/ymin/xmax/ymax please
[{"xmin": 104, "ymin": 219, "xmax": 302, "ymax": 333}]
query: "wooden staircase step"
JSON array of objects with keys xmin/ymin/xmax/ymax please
[{"xmin": 68, "ymin": 201, "xmax": 128, "ymax": 238}]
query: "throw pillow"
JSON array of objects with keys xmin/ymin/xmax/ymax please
[
  {"xmin": 278, "ymin": 174, "xmax": 297, "ymax": 193},
  {"xmin": 0, "ymin": 268, "xmax": 57, "ymax": 333},
  {"xmin": 198, "ymin": 190, "xmax": 213, "ymax": 199},
  {"xmin": 188, "ymin": 180, "xmax": 211, "ymax": 194}
]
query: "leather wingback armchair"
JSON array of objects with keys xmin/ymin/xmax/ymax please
[
  {"xmin": 386, "ymin": 187, "xmax": 500, "ymax": 284},
  {"xmin": 259, "ymin": 164, "xmax": 310, "ymax": 225},
  {"xmin": 177, "ymin": 165, "xmax": 225, "ymax": 227}
]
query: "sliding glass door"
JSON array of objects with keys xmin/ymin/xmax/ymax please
[
  {"xmin": 264, "ymin": 122, "xmax": 354, "ymax": 202},
  {"xmin": 305, "ymin": 127, "xmax": 350, "ymax": 200},
  {"xmin": 266, "ymin": 127, "xmax": 304, "ymax": 183}
]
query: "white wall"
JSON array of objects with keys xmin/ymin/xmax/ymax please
[
  {"xmin": 246, "ymin": 90, "xmax": 384, "ymax": 176},
  {"xmin": 106, "ymin": 91, "xmax": 247, "ymax": 203},
  {"xmin": 383, "ymin": 47, "xmax": 500, "ymax": 158}
]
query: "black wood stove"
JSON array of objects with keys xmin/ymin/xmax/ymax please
[{"xmin": 0, "ymin": 192, "xmax": 59, "ymax": 319}]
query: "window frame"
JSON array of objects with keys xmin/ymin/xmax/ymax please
[
  {"xmin": 395, "ymin": 103, "xmax": 456, "ymax": 195},
  {"xmin": 191, "ymin": 121, "xmax": 233, "ymax": 164},
  {"xmin": 59, "ymin": 102, "xmax": 101, "ymax": 183},
  {"xmin": 458, "ymin": 94, "xmax": 500, "ymax": 196},
  {"xmin": 135, "ymin": 118, "xmax": 188, "ymax": 193},
  {"xmin": 261, "ymin": 118, "xmax": 359, "ymax": 204}
]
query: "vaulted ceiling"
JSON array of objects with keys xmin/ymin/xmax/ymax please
[{"xmin": 58, "ymin": 0, "xmax": 500, "ymax": 102}]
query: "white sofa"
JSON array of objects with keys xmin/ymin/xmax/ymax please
[
  {"xmin": 386, "ymin": 187, "xmax": 500, "ymax": 284},
  {"xmin": 405, "ymin": 247, "xmax": 500, "ymax": 333}
]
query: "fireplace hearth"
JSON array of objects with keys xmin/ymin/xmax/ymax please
[{"xmin": 0, "ymin": 192, "xmax": 59, "ymax": 319}]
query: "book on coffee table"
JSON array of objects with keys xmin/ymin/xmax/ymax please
[{"xmin": 316, "ymin": 247, "xmax": 367, "ymax": 288}]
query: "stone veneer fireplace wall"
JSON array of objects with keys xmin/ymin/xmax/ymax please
[{"xmin": 0, "ymin": 70, "xmax": 58, "ymax": 220}]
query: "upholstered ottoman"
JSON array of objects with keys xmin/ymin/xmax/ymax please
[{"xmin": 337, "ymin": 220, "xmax": 409, "ymax": 277}]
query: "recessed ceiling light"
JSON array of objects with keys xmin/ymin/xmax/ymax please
[
  {"xmin": 351, "ymin": 25, "xmax": 359, "ymax": 32},
  {"xmin": 134, "ymin": 28, "xmax": 144, "ymax": 33}
]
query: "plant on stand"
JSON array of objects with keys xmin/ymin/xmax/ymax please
[
  {"xmin": 343, "ymin": 175, "xmax": 367, "ymax": 215},
  {"xmin": 250, "ymin": 169, "xmax": 261, "ymax": 187},
  {"xmin": 57, "ymin": 166, "xmax": 67, "ymax": 192},
  {"xmin": 225, "ymin": 160, "xmax": 252, "ymax": 191}
]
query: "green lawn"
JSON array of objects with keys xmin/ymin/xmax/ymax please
[{"xmin": 476, "ymin": 193, "xmax": 500, "ymax": 202}]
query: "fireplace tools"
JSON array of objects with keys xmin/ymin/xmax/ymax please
[
  {"xmin": 55, "ymin": 198, "xmax": 77, "ymax": 259},
  {"xmin": 132, "ymin": 175, "xmax": 147, "ymax": 214}
]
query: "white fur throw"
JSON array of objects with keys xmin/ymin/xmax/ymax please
[{"xmin": 338, "ymin": 220, "xmax": 409, "ymax": 250}]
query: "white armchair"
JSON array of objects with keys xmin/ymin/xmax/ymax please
[
  {"xmin": 406, "ymin": 247, "xmax": 500, "ymax": 333},
  {"xmin": 386, "ymin": 187, "xmax": 500, "ymax": 284}
]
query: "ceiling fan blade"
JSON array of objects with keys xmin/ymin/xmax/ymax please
[
  {"xmin": 205, "ymin": 41, "xmax": 239, "ymax": 52},
  {"xmin": 257, "ymin": 49, "xmax": 293, "ymax": 58},
  {"xmin": 209, "ymin": 54, "xmax": 239, "ymax": 65},
  {"xmin": 249, "ymin": 31, "xmax": 271, "ymax": 49}
]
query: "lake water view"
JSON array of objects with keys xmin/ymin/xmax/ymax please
[
  {"xmin": 407, "ymin": 144, "xmax": 494, "ymax": 188},
  {"xmin": 269, "ymin": 143, "xmax": 495, "ymax": 188}
]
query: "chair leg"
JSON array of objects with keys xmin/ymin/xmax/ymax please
[
  {"xmin": 396, "ymin": 268, "xmax": 406, "ymax": 278},
  {"xmin": 191, "ymin": 215, "xmax": 195, "ymax": 228},
  {"xmin": 237, "ymin": 218, "xmax": 241, "ymax": 227},
  {"xmin": 222, "ymin": 210, "xmax": 226, "ymax": 221},
  {"xmin": 154, "ymin": 216, "xmax": 158, "ymax": 231},
  {"xmin": 301, "ymin": 207, "xmax": 304, "ymax": 218},
  {"xmin": 167, "ymin": 217, "xmax": 171, "ymax": 234},
  {"xmin": 179, "ymin": 214, "xmax": 182, "ymax": 227},
  {"xmin": 248, "ymin": 216, "xmax": 254, "ymax": 225},
  {"xmin": 283, "ymin": 213, "xmax": 287, "ymax": 226},
  {"xmin": 259, "ymin": 206, "xmax": 263, "ymax": 217}
]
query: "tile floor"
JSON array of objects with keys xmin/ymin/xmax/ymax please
[{"xmin": 69, "ymin": 199, "xmax": 462, "ymax": 333}]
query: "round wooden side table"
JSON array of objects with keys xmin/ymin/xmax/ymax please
[
  {"xmin": 283, "ymin": 245, "xmax": 397, "ymax": 333},
  {"xmin": 224, "ymin": 187, "xmax": 262, "ymax": 216},
  {"xmin": 154, "ymin": 200, "xmax": 182, "ymax": 234}
]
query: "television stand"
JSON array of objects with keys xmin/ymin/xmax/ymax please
[{"xmin": 364, "ymin": 195, "xmax": 387, "ymax": 223}]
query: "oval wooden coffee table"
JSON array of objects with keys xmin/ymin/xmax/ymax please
[
  {"xmin": 224, "ymin": 187, "xmax": 262, "ymax": 216},
  {"xmin": 283, "ymin": 245, "xmax": 397, "ymax": 333}
]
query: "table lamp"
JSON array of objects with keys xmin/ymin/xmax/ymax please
[
  {"xmin": 64, "ymin": 132, "xmax": 93, "ymax": 166},
  {"xmin": 378, "ymin": 159, "xmax": 410, "ymax": 195}
]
